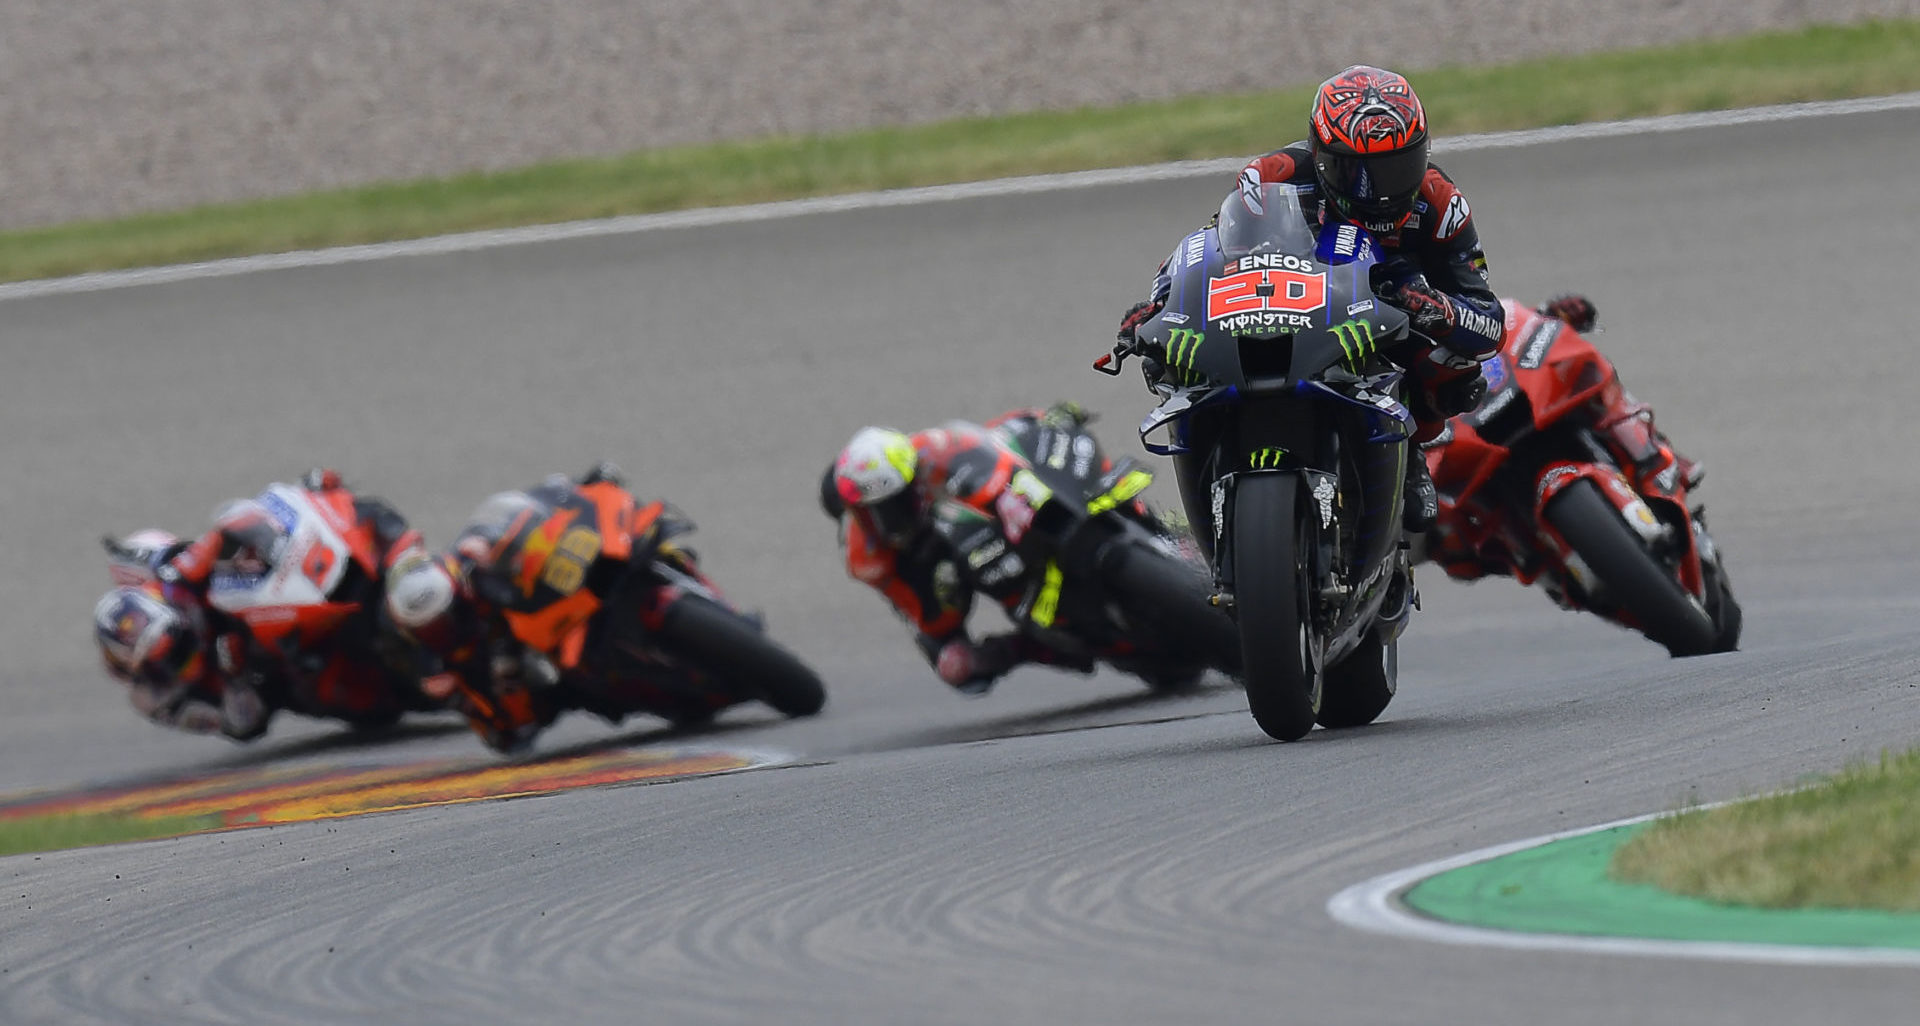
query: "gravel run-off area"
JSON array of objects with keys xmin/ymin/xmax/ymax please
[{"xmin": 1, "ymin": 1, "xmax": 1916, "ymax": 229}]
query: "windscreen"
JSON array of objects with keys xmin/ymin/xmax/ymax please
[{"xmin": 1216, "ymin": 182, "xmax": 1320, "ymax": 262}]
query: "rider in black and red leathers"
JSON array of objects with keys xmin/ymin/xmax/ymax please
[
  {"xmin": 821, "ymin": 404, "xmax": 1149, "ymax": 696},
  {"xmin": 1116, "ymin": 65, "xmax": 1499, "ymax": 536}
]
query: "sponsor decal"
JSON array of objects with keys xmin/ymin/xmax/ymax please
[
  {"xmin": 1457, "ymin": 306, "xmax": 1503, "ymax": 341},
  {"xmin": 1071, "ymin": 435, "xmax": 1097, "ymax": 479},
  {"xmin": 1184, "ymin": 232, "xmax": 1206, "ymax": 268},
  {"xmin": 1654, "ymin": 463, "xmax": 1680, "ymax": 492},
  {"xmin": 1537, "ymin": 464, "xmax": 1581, "ymax": 504},
  {"xmin": 1312, "ymin": 476, "xmax": 1337, "ymax": 528},
  {"xmin": 1211, "ymin": 478, "xmax": 1227, "ymax": 548},
  {"xmin": 1163, "ymin": 311, "xmax": 1189, "ymax": 325},
  {"xmin": 1165, "ymin": 327, "xmax": 1207, "ymax": 382},
  {"xmin": 966, "ymin": 538, "xmax": 1007, "ymax": 570},
  {"xmin": 1238, "ymin": 167, "xmax": 1265, "ymax": 214},
  {"xmin": 1516, "ymin": 318, "xmax": 1563, "ymax": 369},
  {"xmin": 1437, "ymin": 193, "xmax": 1471, "ymax": 239},
  {"xmin": 1230, "ymin": 252, "xmax": 1317, "ymax": 275},
  {"xmin": 1328, "ymin": 318, "xmax": 1378, "ymax": 369},
  {"xmin": 1333, "ymin": 223, "xmax": 1361, "ymax": 257},
  {"xmin": 1346, "ymin": 298, "xmax": 1375, "ymax": 316},
  {"xmin": 1217, "ymin": 311, "xmax": 1314, "ymax": 333},
  {"xmin": 1249, "ymin": 447, "xmax": 1288, "ymax": 470},
  {"xmin": 978, "ymin": 552, "xmax": 1026, "ymax": 587},
  {"xmin": 1481, "ymin": 354, "xmax": 1510, "ymax": 392},
  {"xmin": 1207, "ymin": 267, "xmax": 1329, "ymax": 324}
]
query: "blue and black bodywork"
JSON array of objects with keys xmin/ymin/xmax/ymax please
[{"xmin": 1129, "ymin": 182, "xmax": 1420, "ymax": 682}]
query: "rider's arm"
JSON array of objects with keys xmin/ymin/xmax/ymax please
[
  {"xmin": 352, "ymin": 496, "xmax": 426, "ymax": 571},
  {"xmin": 1406, "ymin": 168, "xmax": 1503, "ymax": 358},
  {"xmin": 156, "ymin": 527, "xmax": 224, "ymax": 593},
  {"xmin": 844, "ymin": 521, "xmax": 970, "ymax": 645}
]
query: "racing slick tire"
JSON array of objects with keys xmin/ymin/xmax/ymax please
[
  {"xmin": 656, "ymin": 596, "xmax": 828, "ymax": 718},
  {"xmin": 1102, "ymin": 540, "xmax": 1241, "ymax": 681},
  {"xmin": 1545, "ymin": 480, "xmax": 1718, "ymax": 658},
  {"xmin": 1315, "ymin": 627, "xmax": 1396, "ymax": 729},
  {"xmin": 1232, "ymin": 474, "xmax": 1320, "ymax": 742}
]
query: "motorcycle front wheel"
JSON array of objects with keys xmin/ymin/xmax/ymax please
[
  {"xmin": 1545, "ymin": 480, "xmax": 1717, "ymax": 657},
  {"xmin": 1232, "ymin": 474, "xmax": 1320, "ymax": 741}
]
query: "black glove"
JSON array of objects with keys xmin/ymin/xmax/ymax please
[
  {"xmin": 1381, "ymin": 279, "xmax": 1459, "ymax": 337},
  {"xmin": 1117, "ymin": 300, "xmax": 1161, "ymax": 343},
  {"xmin": 1540, "ymin": 294, "xmax": 1597, "ymax": 332},
  {"xmin": 1432, "ymin": 368, "xmax": 1489, "ymax": 417}
]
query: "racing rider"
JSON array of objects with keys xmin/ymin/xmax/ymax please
[
  {"xmin": 822, "ymin": 408, "xmax": 1115, "ymax": 696},
  {"xmin": 94, "ymin": 581, "xmax": 271, "ymax": 740},
  {"xmin": 1115, "ymin": 64, "xmax": 1500, "ymax": 535},
  {"xmin": 152, "ymin": 468, "xmax": 431, "ymax": 721}
]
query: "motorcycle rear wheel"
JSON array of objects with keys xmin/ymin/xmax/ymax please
[
  {"xmin": 656, "ymin": 596, "xmax": 828, "ymax": 717},
  {"xmin": 1232, "ymin": 474, "xmax": 1320, "ymax": 741},
  {"xmin": 1545, "ymin": 480, "xmax": 1717, "ymax": 657},
  {"xmin": 1316, "ymin": 628, "xmax": 1396, "ymax": 728}
]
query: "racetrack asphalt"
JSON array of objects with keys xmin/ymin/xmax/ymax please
[{"xmin": 2, "ymin": 106, "xmax": 1918, "ymax": 1024}]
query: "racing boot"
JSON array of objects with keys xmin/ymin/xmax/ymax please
[{"xmin": 1403, "ymin": 457, "xmax": 1438, "ymax": 534}]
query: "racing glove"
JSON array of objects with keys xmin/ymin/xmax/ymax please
[
  {"xmin": 1379, "ymin": 279, "xmax": 1458, "ymax": 338},
  {"xmin": 1540, "ymin": 294, "xmax": 1597, "ymax": 332},
  {"xmin": 1117, "ymin": 300, "xmax": 1161, "ymax": 343}
]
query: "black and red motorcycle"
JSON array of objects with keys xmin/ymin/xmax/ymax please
[
  {"xmin": 431, "ymin": 473, "xmax": 827, "ymax": 752},
  {"xmin": 1421, "ymin": 300, "xmax": 1741, "ymax": 656}
]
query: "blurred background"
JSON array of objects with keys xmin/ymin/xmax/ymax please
[{"xmin": 1, "ymin": 0, "xmax": 1912, "ymax": 228}]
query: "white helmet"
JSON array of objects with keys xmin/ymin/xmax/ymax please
[
  {"xmin": 384, "ymin": 552, "xmax": 459, "ymax": 632},
  {"xmin": 832, "ymin": 427, "xmax": 922, "ymax": 543}
]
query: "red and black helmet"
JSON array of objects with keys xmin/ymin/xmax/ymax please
[{"xmin": 1308, "ymin": 65, "xmax": 1430, "ymax": 229}]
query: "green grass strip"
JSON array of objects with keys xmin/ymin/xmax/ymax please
[
  {"xmin": 0, "ymin": 811, "xmax": 225, "ymax": 857},
  {"xmin": 1407, "ymin": 824, "xmax": 1920, "ymax": 947},
  {"xmin": 1612, "ymin": 748, "xmax": 1920, "ymax": 911},
  {"xmin": 3, "ymin": 18, "xmax": 1918, "ymax": 283}
]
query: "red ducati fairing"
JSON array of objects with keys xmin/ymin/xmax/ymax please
[{"xmin": 1423, "ymin": 301, "xmax": 1740, "ymax": 656}]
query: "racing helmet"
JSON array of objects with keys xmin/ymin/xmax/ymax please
[
  {"xmin": 93, "ymin": 587, "xmax": 206, "ymax": 686},
  {"xmin": 384, "ymin": 551, "xmax": 467, "ymax": 651},
  {"xmin": 1308, "ymin": 65, "xmax": 1430, "ymax": 230},
  {"xmin": 832, "ymin": 427, "xmax": 922, "ymax": 545}
]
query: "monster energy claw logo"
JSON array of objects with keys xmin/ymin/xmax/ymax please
[
  {"xmin": 1249, "ymin": 447, "xmax": 1287, "ymax": 470},
  {"xmin": 1328, "ymin": 318, "xmax": 1377, "ymax": 369},
  {"xmin": 1165, "ymin": 328, "xmax": 1205, "ymax": 381}
]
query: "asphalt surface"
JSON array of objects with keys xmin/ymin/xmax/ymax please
[{"xmin": 3, "ymin": 108, "xmax": 1919, "ymax": 1024}]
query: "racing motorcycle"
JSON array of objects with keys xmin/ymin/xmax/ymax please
[
  {"xmin": 921, "ymin": 420, "xmax": 1240, "ymax": 692},
  {"xmin": 102, "ymin": 485, "xmax": 440, "ymax": 731},
  {"xmin": 1420, "ymin": 300, "xmax": 1741, "ymax": 657},
  {"xmin": 1096, "ymin": 182, "xmax": 1419, "ymax": 741},
  {"xmin": 437, "ymin": 474, "xmax": 826, "ymax": 752}
]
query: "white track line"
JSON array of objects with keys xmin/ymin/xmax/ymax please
[
  {"xmin": 5, "ymin": 91, "xmax": 1918, "ymax": 305},
  {"xmin": 1326, "ymin": 808, "xmax": 1920, "ymax": 967}
]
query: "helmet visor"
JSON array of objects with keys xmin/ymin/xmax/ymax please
[
  {"xmin": 1315, "ymin": 138, "xmax": 1429, "ymax": 222},
  {"xmin": 864, "ymin": 490, "xmax": 921, "ymax": 545}
]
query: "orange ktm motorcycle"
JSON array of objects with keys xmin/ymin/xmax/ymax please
[
  {"xmin": 437, "ymin": 473, "xmax": 827, "ymax": 752},
  {"xmin": 1422, "ymin": 300, "xmax": 1741, "ymax": 657}
]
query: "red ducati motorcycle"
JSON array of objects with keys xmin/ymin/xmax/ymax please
[{"xmin": 1422, "ymin": 300, "xmax": 1740, "ymax": 657}]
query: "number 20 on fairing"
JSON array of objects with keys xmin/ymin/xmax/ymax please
[{"xmin": 1205, "ymin": 269, "xmax": 1328, "ymax": 322}]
